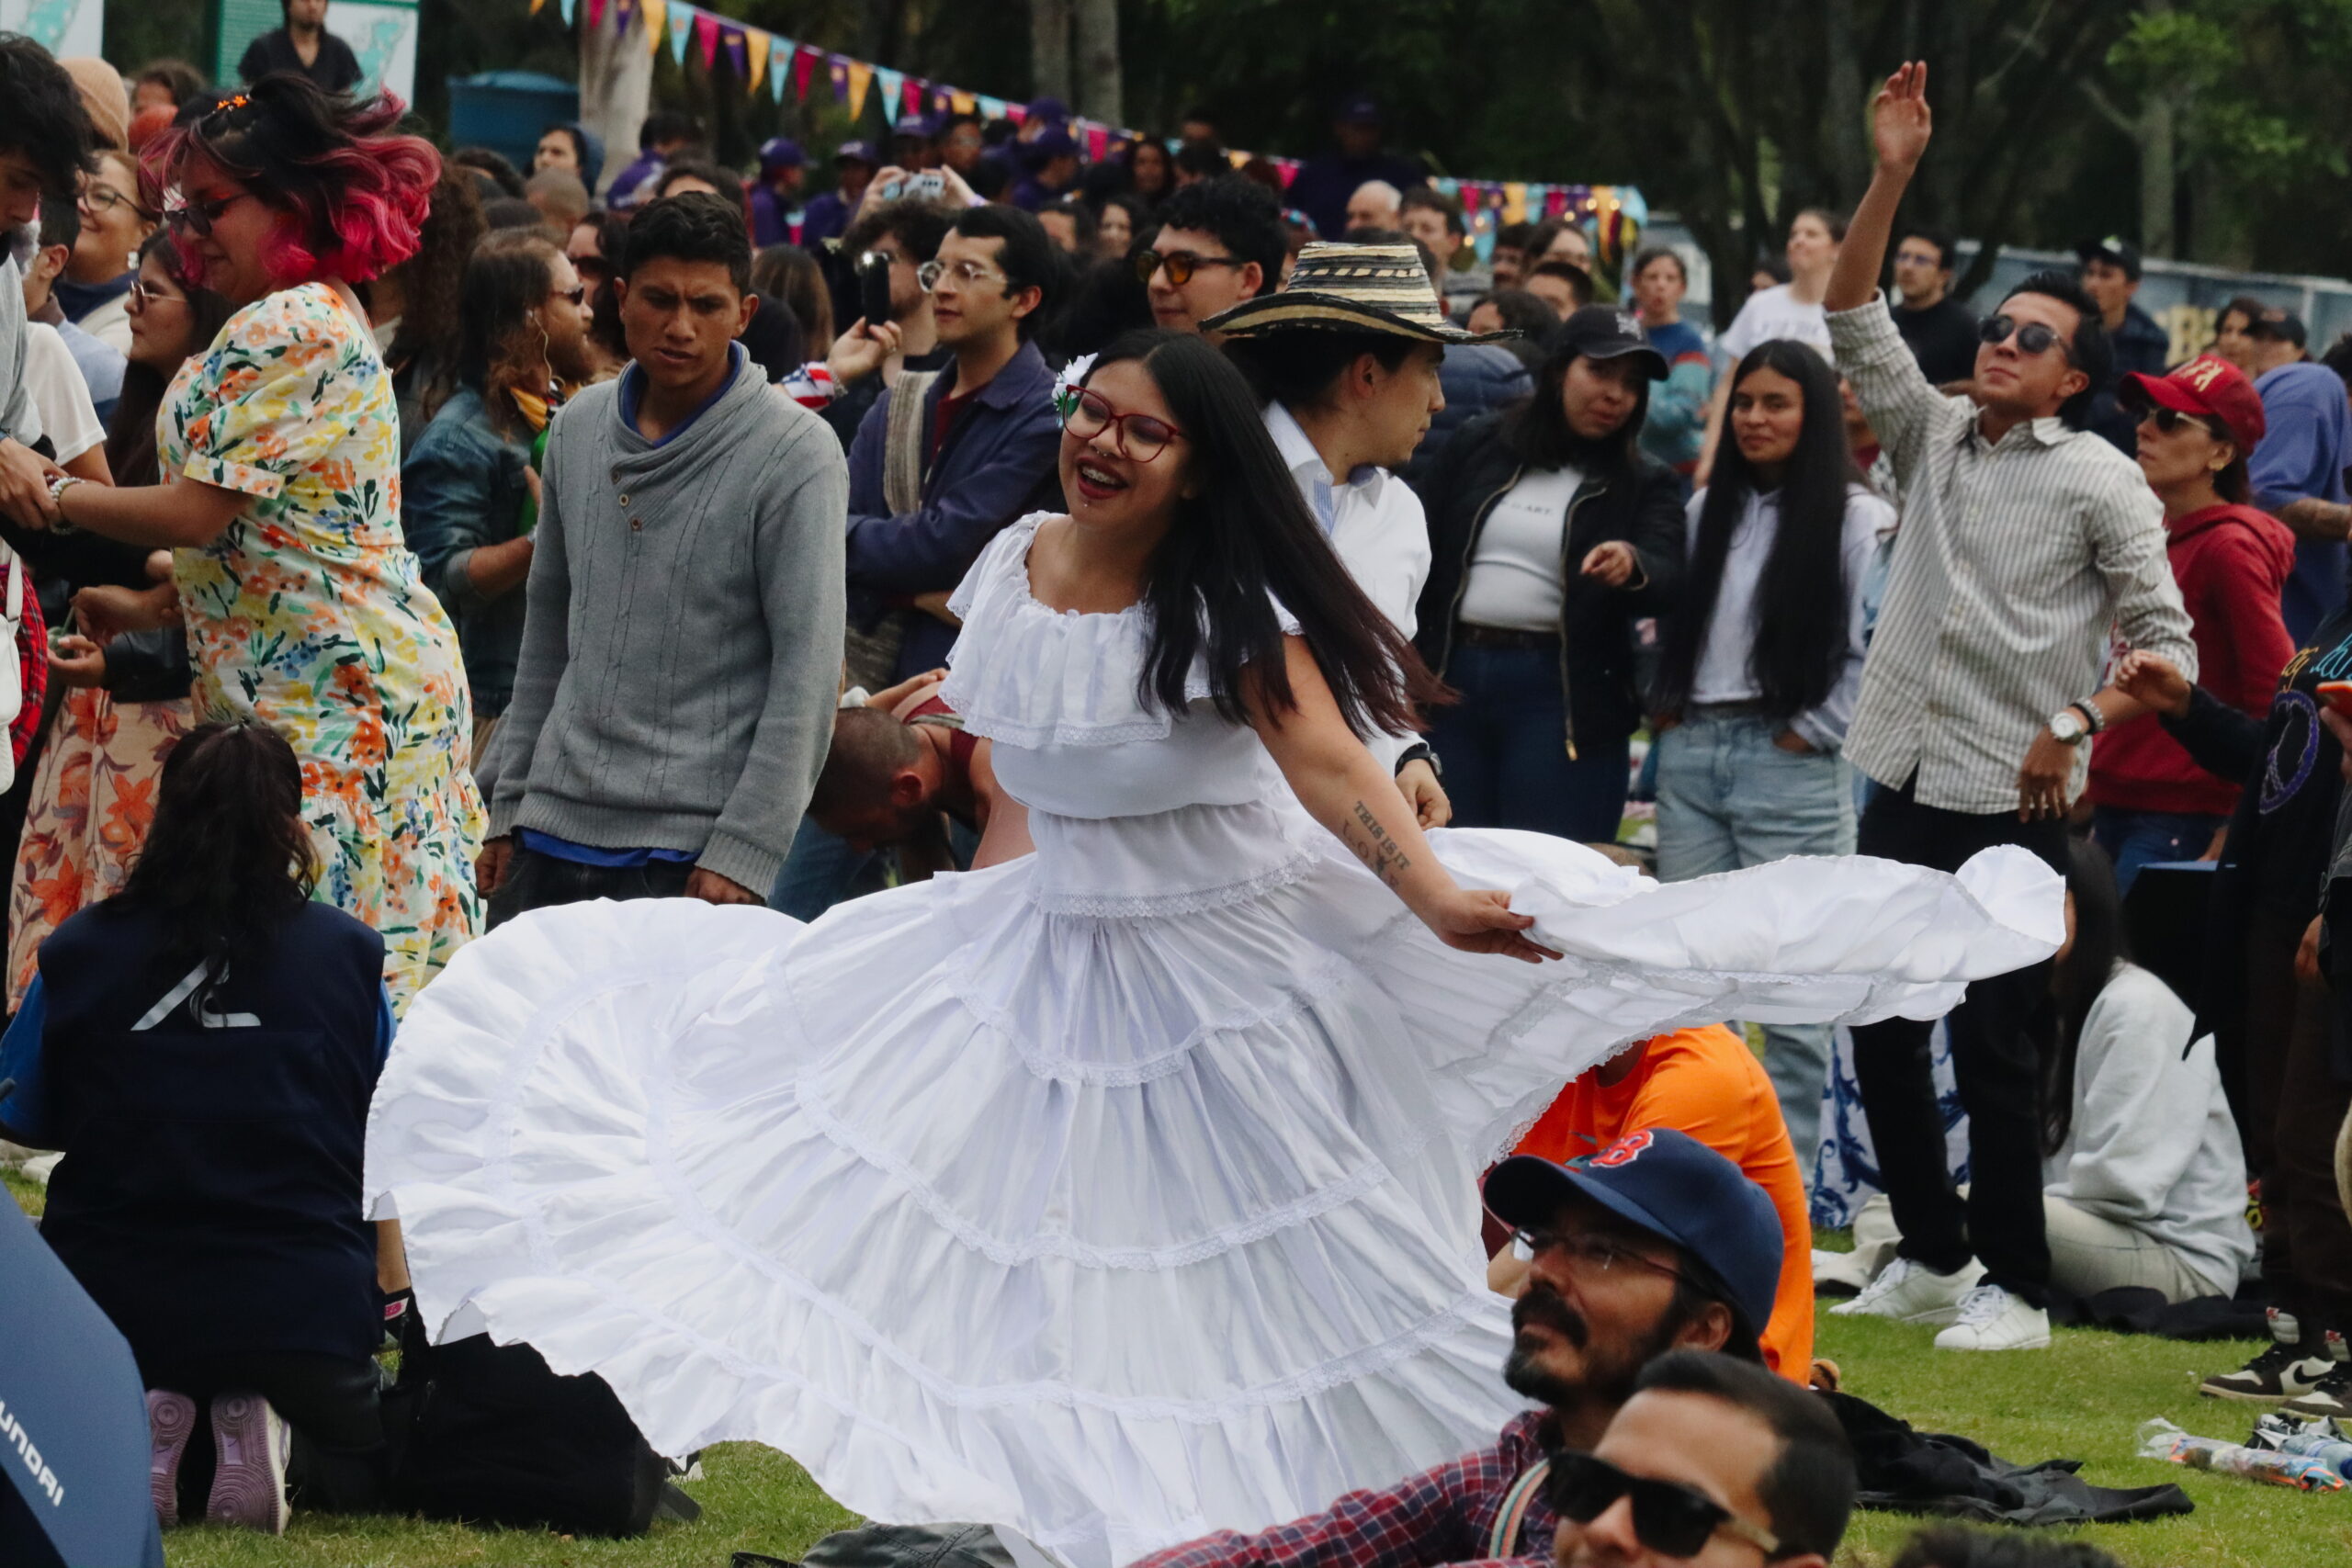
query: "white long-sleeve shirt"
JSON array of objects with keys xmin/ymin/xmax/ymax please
[
  {"xmin": 1683, "ymin": 483, "xmax": 1891, "ymax": 753},
  {"xmin": 2044, "ymin": 963, "xmax": 2254, "ymax": 1297},
  {"xmin": 1264, "ymin": 400, "xmax": 1430, "ymax": 774}
]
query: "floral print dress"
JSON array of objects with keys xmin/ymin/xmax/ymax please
[{"xmin": 160, "ymin": 282, "xmax": 484, "ymax": 1010}]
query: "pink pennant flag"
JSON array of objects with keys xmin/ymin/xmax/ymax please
[
  {"xmin": 794, "ymin": 45, "xmax": 817, "ymax": 100},
  {"xmin": 585, "ymin": 0, "xmax": 606, "ymax": 27},
  {"xmin": 904, "ymin": 76, "xmax": 924, "ymax": 118},
  {"xmin": 1277, "ymin": 158, "xmax": 1299, "ymax": 189},
  {"xmin": 1005, "ymin": 102, "xmax": 1027, "ymax": 126},
  {"xmin": 1085, "ymin": 123, "xmax": 1107, "ymax": 161},
  {"xmin": 694, "ymin": 10, "xmax": 719, "ymax": 69}
]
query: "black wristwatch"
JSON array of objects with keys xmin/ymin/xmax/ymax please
[{"xmin": 1396, "ymin": 741, "xmax": 1442, "ymax": 779}]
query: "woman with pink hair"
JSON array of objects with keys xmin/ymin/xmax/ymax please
[{"xmin": 12, "ymin": 74, "xmax": 482, "ymax": 1012}]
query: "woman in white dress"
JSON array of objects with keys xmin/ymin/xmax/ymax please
[{"xmin": 366, "ymin": 331, "xmax": 2061, "ymax": 1568}]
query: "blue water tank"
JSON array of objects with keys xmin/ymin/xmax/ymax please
[{"xmin": 446, "ymin": 72, "xmax": 581, "ymax": 177}]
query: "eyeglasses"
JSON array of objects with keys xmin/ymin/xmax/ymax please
[
  {"xmin": 918, "ymin": 258, "xmax": 1009, "ymax": 293},
  {"xmin": 79, "ymin": 183, "xmax": 156, "ymax": 223},
  {"xmin": 125, "ymin": 280, "xmax": 186, "ymax": 314},
  {"xmin": 1506, "ymin": 1227, "xmax": 1689, "ymax": 1288},
  {"xmin": 1893, "ymin": 248, "xmax": 1945, "ymax": 267},
  {"xmin": 1543, "ymin": 1450, "xmax": 1781, "ymax": 1561},
  {"xmin": 1978, "ymin": 313, "xmax": 2075, "ymax": 364},
  {"xmin": 1059, "ymin": 386, "xmax": 1187, "ymax": 462},
  {"xmin": 164, "ymin": 188, "xmax": 253, "ymax": 239},
  {"xmin": 552, "ymin": 285, "xmax": 587, "ymax": 307},
  {"xmin": 1136, "ymin": 250, "xmax": 1243, "ymax": 288}
]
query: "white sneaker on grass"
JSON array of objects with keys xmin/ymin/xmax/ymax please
[
  {"xmin": 1829, "ymin": 1256, "xmax": 1984, "ymax": 1326},
  {"xmin": 1932, "ymin": 1284, "xmax": 2052, "ymax": 1351}
]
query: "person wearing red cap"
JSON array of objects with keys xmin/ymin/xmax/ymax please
[{"xmin": 2087, "ymin": 357, "xmax": 2295, "ymax": 895}]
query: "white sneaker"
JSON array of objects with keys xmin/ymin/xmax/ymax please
[
  {"xmin": 1933, "ymin": 1285, "xmax": 2052, "ymax": 1351},
  {"xmin": 1829, "ymin": 1256, "xmax": 1985, "ymax": 1325}
]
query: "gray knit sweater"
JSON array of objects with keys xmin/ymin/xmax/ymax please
[{"xmin": 489, "ymin": 352, "xmax": 847, "ymax": 894}]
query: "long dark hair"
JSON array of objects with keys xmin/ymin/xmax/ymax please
[
  {"xmin": 107, "ymin": 722, "xmax": 317, "ymax": 1005},
  {"xmin": 1502, "ymin": 336, "xmax": 1650, "ymax": 474},
  {"xmin": 105, "ymin": 233, "xmax": 238, "ymax": 487},
  {"xmin": 2035, "ymin": 835, "xmax": 2131, "ymax": 1156},
  {"xmin": 1080, "ymin": 331, "xmax": 1441, "ymax": 738},
  {"xmin": 1657, "ymin": 341, "xmax": 1860, "ymax": 722}
]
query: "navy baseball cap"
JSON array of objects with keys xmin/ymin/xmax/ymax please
[
  {"xmin": 759, "ymin": 137, "xmax": 805, "ymax": 172},
  {"xmin": 1032, "ymin": 127, "xmax": 1079, "ymax": 160},
  {"xmin": 1484, "ymin": 1128, "xmax": 1782, "ymax": 1344},
  {"xmin": 2073, "ymin": 234, "xmax": 2143, "ymax": 282},
  {"xmin": 1337, "ymin": 95, "xmax": 1383, "ymax": 125},
  {"xmin": 1026, "ymin": 96, "xmax": 1069, "ymax": 124},
  {"xmin": 835, "ymin": 140, "xmax": 878, "ymax": 165}
]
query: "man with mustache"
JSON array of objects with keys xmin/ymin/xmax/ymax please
[{"xmin": 1131, "ymin": 1129, "xmax": 1783, "ymax": 1568}]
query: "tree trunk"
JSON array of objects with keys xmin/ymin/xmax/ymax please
[
  {"xmin": 1031, "ymin": 0, "xmax": 1073, "ymax": 103},
  {"xmin": 579, "ymin": 9, "xmax": 652, "ymax": 201},
  {"xmin": 1821, "ymin": 0, "xmax": 1868, "ymax": 204},
  {"xmin": 1074, "ymin": 0, "xmax": 1123, "ymax": 125},
  {"xmin": 2139, "ymin": 0, "xmax": 2177, "ymax": 256}
]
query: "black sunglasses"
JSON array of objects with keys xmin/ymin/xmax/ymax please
[
  {"xmin": 1544, "ymin": 1450, "xmax": 1780, "ymax": 1560},
  {"xmin": 2144, "ymin": 405, "xmax": 2226, "ymax": 440},
  {"xmin": 1978, "ymin": 313, "xmax": 2075, "ymax": 365}
]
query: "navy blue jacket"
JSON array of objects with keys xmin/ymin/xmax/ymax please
[
  {"xmin": 3, "ymin": 902, "xmax": 392, "ymax": 1368},
  {"xmin": 845, "ymin": 342, "xmax": 1065, "ymax": 677},
  {"xmin": 1402, "ymin": 343, "xmax": 1532, "ymax": 486}
]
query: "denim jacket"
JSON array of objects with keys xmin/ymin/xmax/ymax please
[{"xmin": 402, "ymin": 386, "xmax": 534, "ymax": 717}]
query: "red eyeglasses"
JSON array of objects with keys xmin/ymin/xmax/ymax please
[{"xmin": 1059, "ymin": 387, "xmax": 1188, "ymax": 462}]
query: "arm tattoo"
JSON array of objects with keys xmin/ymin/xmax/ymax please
[{"xmin": 1345, "ymin": 798, "xmax": 1413, "ymax": 889}]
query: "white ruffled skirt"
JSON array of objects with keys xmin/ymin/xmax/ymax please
[{"xmin": 366, "ymin": 802, "xmax": 2058, "ymax": 1568}]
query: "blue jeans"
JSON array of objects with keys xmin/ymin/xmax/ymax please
[
  {"xmin": 1653, "ymin": 710, "xmax": 1857, "ymax": 1174},
  {"xmin": 2090, "ymin": 806, "xmax": 2224, "ymax": 897},
  {"xmin": 770, "ymin": 817, "xmax": 883, "ymax": 919},
  {"xmin": 1428, "ymin": 643, "xmax": 1630, "ymax": 842}
]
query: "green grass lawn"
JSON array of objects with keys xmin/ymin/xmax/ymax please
[{"xmin": 10, "ymin": 1167, "xmax": 2348, "ymax": 1566}]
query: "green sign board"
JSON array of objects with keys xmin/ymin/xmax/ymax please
[{"xmin": 211, "ymin": 0, "xmax": 421, "ymax": 104}]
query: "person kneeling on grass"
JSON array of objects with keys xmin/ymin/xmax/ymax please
[
  {"xmin": 1837, "ymin": 836, "xmax": 2254, "ymax": 1329},
  {"xmin": 0, "ymin": 721, "xmax": 396, "ymax": 1534}
]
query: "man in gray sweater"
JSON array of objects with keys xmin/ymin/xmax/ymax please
[{"xmin": 481, "ymin": 193, "xmax": 847, "ymax": 917}]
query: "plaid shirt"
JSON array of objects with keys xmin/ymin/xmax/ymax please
[{"xmin": 1129, "ymin": 1412, "xmax": 1557, "ymax": 1568}]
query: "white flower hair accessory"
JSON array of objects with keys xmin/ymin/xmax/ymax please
[{"xmin": 1050, "ymin": 353, "xmax": 1099, "ymax": 421}]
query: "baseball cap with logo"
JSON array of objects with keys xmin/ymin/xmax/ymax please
[
  {"xmin": 2074, "ymin": 234, "xmax": 2143, "ymax": 282},
  {"xmin": 1555, "ymin": 304, "xmax": 1669, "ymax": 381},
  {"xmin": 834, "ymin": 140, "xmax": 879, "ymax": 166},
  {"xmin": 1484, "ymin": 1126, "xmax": 1782, "ymax": 1345},
  {"xmin": 2250, "ymin": 305, "xmax": 2309, "ymax": 348},
  {"xmin": 2120, "ymin": 355, "xmax": 2267, "ymax": 453}
]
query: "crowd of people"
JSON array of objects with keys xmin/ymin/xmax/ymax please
[{"xmin": 0, "ymin": 33, "xmax": 2344, "ymax": 1568}]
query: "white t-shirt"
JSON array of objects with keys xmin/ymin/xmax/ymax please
[
  {"xmin": 23, "ymin": 321, "xmax": 104, "ymax": 465},
  {"xmin": 1457, "ymin": 466, "xmax": 1582, "ymax": 633},
  {"xmin": 1717, "ymin": 284, "xmax": 1832, "ymax": 368}
]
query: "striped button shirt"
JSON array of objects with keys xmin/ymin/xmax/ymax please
[{"xmin": 1830, "ymin": 297, "xmax": 2197, "ymax": 815}]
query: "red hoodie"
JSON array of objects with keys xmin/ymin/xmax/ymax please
[{"xmin": 2090, "ymin": 502, "xmax": 2297, "ymax": 816}]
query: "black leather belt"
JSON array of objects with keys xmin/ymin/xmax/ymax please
[{"xmin": 1455, "ymin": 624, "xmax": 1561, "ymax": 651}]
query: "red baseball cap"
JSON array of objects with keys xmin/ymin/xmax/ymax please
[{"xmin": 2120, "ymin": 355, "xmax": 2267, "ymax": 454}]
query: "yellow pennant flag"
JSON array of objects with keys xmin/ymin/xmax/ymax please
[
  {"xmin": 952, "ymin": 90, "xmax": 975, "ymax": 114},
  {"xmin": 847, "ymin": 59, "xmax": 872, "ymax": 121},
  {"xmin": 640, "ymin": 0, "xmax": 666, "ymax": 56},
  {"xmin": 1502, "ymin": 182, "xmax": 1528, "ymax": 223},
  {"xmin": 746, "ymin": 28, "xmax": 770, "ymax": 93},
  {"xmin": 530, "ymin": 0, "xmax": 546, "ymax": 12}
]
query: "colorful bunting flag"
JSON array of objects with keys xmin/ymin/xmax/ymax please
[
  {"xmin": 694, "ymin": 10, "xmax": 719, "ymax": 69},
  {"xmin": 1005, "ymin": 102, "xmax": 1026, "ymax": 125},
  {"xmin": 639, "ymin": 0, "xmax": 664, "ymax": 55},
  {"xmin": 978, "ymin": 95, "xmax": 1005, "ymax": 120},
  {"xmin": 667, "ymin": 2, "xmax": 693, "ymax": 63},
  {"xmin": 557, "ymin": 0, "xmax": 575, "ymax": 20},
  {"xmin": 846, "ymin": 59, "xmax": 872, "ymax": 119},
  {"xmin": 829, "ymin": 54, "xmax": 850, "ymax": 105},
  {"xmin": 720, "ymin": 24, "xmax": 748, "ymax": 81},
  {"xmin": 1085, "ymin": 123, "xmax": 1106, "ymax": 161},
  {"xmin": 952, "ymin": 91, "xmax": 975, "ymax": 115},
  {"xmin": 530, "ymin": 0, "xmax": 545, "ymax": 14},
  {"xmin": 585, "ymin": 0, "xmax": 605, "ymax": 28},
  {"xmin": 794, "ymin": 44, "xmax": 817, "ymax": 100},
  {"xmin": 614, "ymin": 0, "xmax": 636, "ymax": 36},
  {"xmin": 907, "ymin": 77, "xmax": 927, "ymax": 120},
  {"xmin": 747, "ymin": 28, "xmax": 769, "ymax": 93},
  {"xmin": 874, "ymin": 66, "xmax": 901, "ymax": 126}
]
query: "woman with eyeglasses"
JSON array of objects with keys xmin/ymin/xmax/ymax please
[
  {"xmin": 4, "ymin": 234, "xmax": 233, "ymax": 1008},
  {"xmin": 368, "ymin": 324, "xmax": 2056, "ymax": 1564},
  {"xmin": 402, "ymin": 232, "xmax": 595, "ymax": 763},
  {"xmin": 2086, "ymin": 358, "xmax": 2293, "ymax": 894},
  {"xmin": 59, "ymin": 149, "xmax": 157, "ymax": 353},
  {"xmin": 10, "ymin": 74, "xmax": 483, "ymax": 1014}
]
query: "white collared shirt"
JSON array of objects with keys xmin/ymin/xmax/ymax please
[{"xmin": 1262, "ymin": 400, "xmax": 1432, "ymax": 772}]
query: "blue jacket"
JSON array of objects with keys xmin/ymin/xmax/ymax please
[
  {"xmin": 403, "ymin": 386, "xmax": 536, "ymax": 717},
  {"xmin": 2255, "ymin": 360, "xmax": 2352, "ymax": 642},
  {"xmin": 845, "ymin": 341, "xmax": 1064, "ymax": 678},
  {"xmin": 1402, "ymin": 343, "xmax": 1531, "ymax": 486}
]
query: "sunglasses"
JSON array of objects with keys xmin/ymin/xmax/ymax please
[
  {"xmin": 552, "ymin": 285, "xmax": 587, "ymax": 307},
  {"xmin": 1136, "ymin": 250, "xmax": 1243, "ymax": 288},
  {"xmin": 1544, "ymin": 1450, "xmax": 1781, "ymax": 1560},
  {"xmin": 164, "ymin": 188, "xmax": 253, "ymax": 240},
  {"xmin": 2144, "ymin": 405, "xmax": 2227, "ymax": 440},
  {"xmin": 1059, "ymin": 386, "xmax": 1186, "ymax": 463},
  {"xmin": 1978, "ymin": 313, "xmax": 2075, "ymax": 364}
]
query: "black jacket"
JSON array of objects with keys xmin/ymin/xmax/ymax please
[{"xmin": 1411, "ymin": 412, "xmax": 1688, "ymax": 756}]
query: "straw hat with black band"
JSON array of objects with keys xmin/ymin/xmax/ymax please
[{"xmin": 1202, "ymin": 240, "xmax": 1518, "ymax": 344}]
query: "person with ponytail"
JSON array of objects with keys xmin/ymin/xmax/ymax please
[
  {"xmin": 1652, "ymin": 339, "xmax": 1892, "ymax": 1168},
  {"xmin": 0, "ymin": 73, "xmax": 484, "ymax": 1012},
  {"xmin": 367, "ymin": 325, "xmax": 2061, "ymax": 1563},
  {"xmin": 0, "ymin": 721, "xmax": 396, "ymax": 1533}
]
